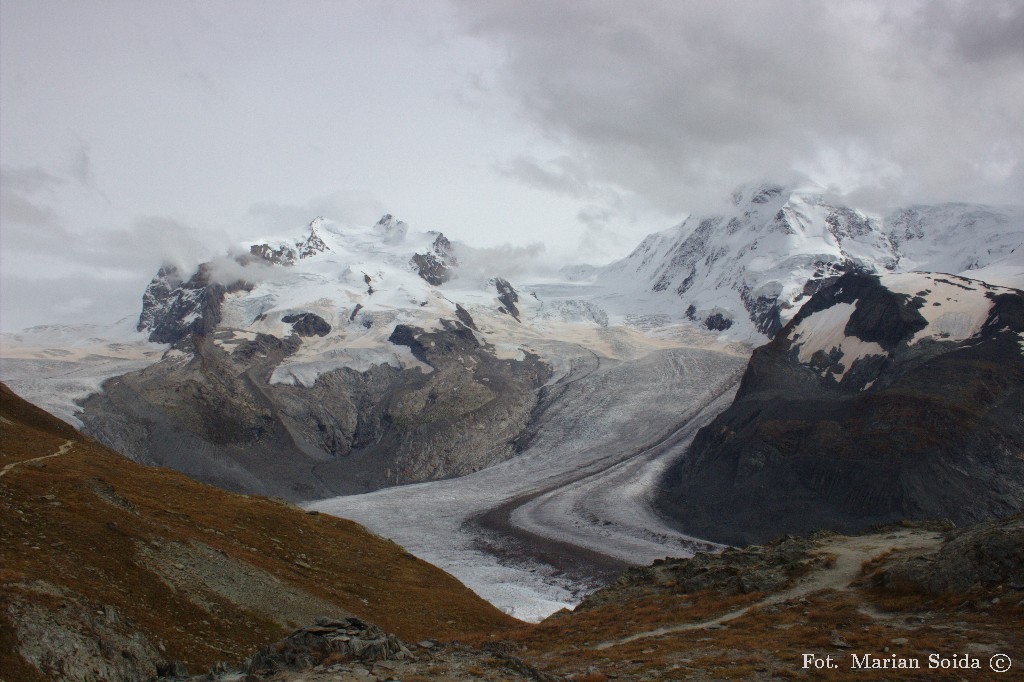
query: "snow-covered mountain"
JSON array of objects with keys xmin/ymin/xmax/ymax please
[
  {"xmin": 597, "ymin": 182, "xmax": 1024, "ymax": 338},
  {"xmin": 81, "ymin": 212, "xmax": 730, "ymax": 499}
]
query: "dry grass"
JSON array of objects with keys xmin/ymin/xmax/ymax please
[
  {"xmin": 486, "ymin": 569, "xmax": 1024, "ymax": 681},
  {"xmin": 4, "ymin": 382, "xmax": 1023, "ymax": 682},
  {"xmin": 0, "ymin": 384, "xmax": 520, "ymax": 678}
]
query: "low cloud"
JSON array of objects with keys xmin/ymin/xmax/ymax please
[
  {"xmin": 452, "ymin": 241, "xmax": 552, "ymax": 283},
  {"xmin": 0, "ymin": 161, "xmax": 235, "ymax": 331}
]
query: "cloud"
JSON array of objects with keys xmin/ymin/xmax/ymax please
[
  {"xmin": 495, "ymin": 155, "xmax": 591, "ymax": 198},
  {"xmin": 246, "ymin": 190, "xmax": 388, "ymax": 236},
  {"xmin": 0, "ymin": 160, "xmax": 235, "ymax": 330},
  {"xmin": 0, "ymin": 164, "xmax": 66, "ymax": 194},
  {"xmin": 67, "ymin": 141, "xmax": 94, "ymax": 186},
  {"xmin": 453, "ymin": 0, "xmax": 1024, "ymax": 210},
  {"xmin": 453, "ymin": 241, "xmax": 552, "ymax": 283}
]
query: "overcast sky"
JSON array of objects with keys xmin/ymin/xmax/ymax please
[{"xmin": 2, "ymin": 0, "xmax": 1023, "ymax": 332}]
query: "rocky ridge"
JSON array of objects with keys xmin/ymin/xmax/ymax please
[{"xmin": 657, "ymin": 270, "xmax": 1024, "ymax": 545}]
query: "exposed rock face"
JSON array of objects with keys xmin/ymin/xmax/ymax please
[
  {"xmin": 282, "ymin": 312, "xmax": 331, "ymax": 337},
  {"xmin": 578, "ymin": 534, "xmax": 820, "ymax": 611},
  {"xmin": 703, "ymin": 311, "xmax": 733, "ymax": 331},
  {"xmin": 874, "ymin": 514, "xmax": 1024, "ymax": 594},
  {"xmin": 250, "ymin": 242, "xmax": 297, "ymax": 265},
  {"xmin": 411, "ymin": 232, "xmax": 457, "ymax": 285},
  {"xmin": 296, "ymin": 217, "xmax": 331, "ymax": 258},
  {"xmin": 137, "ymin": 264, "xmax": 251, "ymax": 344},
  {"xmin": 80, "ymin": 322, "xmax": 550, "ymax": 500},
  {"xmin": 246, "ymin": 617, "xmax": 413, "ymax": 673},
  {"xmin": 7, "ymin": 592, "xmax": 168, "ymax": 682},
  {"xmin": 455, "ymin": 303, "xmax": 477, "ymax": 330},
  {"xmin": 375, "ymin": 213, "xmax": 409, "ymax": 243},
  {"xmin": 494, "ymin": 277, "xmax": 521, "ymax": 320},
  {"xmin": 250, "ymin": 218, "xmax": 332, "ymax": 265},
  {"xmin": 204, "ymin": 616, "xmax": 561, "ymax": 682},
  {"xmin": 657, "ymin": 271, "xmax": 1024, "ymax": 545}
]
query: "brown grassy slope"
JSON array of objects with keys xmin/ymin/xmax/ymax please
[
  {"xmin": 0, "ymin": 383, "xmax": 518, "ymax": 678},
  {"xmin": 481, "ymin": 528, "xmax": 1024, "ymax": 681}
]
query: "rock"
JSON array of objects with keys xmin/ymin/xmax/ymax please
[
  {"xmin": 877, "ymin": 514, "xmax": 1024, "ymax": 594},
  {"xmin": 81, "ymin": 321, "xmax": 549, "ymax": 500},
  {"xmin": 493, "ymin": 278, "xmax": 521, "ymax": 320},
  {"xmin": 239, "ymin": 617, "xmax": 412, "ymax": 677},
  {"xmin": 829, "ymin": 630, "xmax": 851, "ymax": 648},
  {"xmin": 137, "ymin": 264, "xmax": 252, "ymax": 344},
  {"xmin": 455, "ymin": 304, "xmax": 477, "ymax": 331},
  {"xmin": 281, "ymin": 313, "xmax": 331, "ymax": 337},
  {"xmin": 411, "ymin": 233, "xmax": 457, "ymax": 285}
]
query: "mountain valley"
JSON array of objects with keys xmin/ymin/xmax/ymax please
[{"xmin": 2, "ymin": 183, "xmax": 1024, "ymax": 679}]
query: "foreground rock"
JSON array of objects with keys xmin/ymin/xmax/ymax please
[{"xmin": 196, "ymin": 617, "xmax": 561, "ymax": 681}]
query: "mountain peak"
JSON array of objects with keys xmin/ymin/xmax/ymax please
[
  {"xmin": 374, "ymin": 213, "xmax": 408, "ymax": 244},
  {"xmin": 296, "ymin": 217, "xmax": 331, "ymax": 258}
]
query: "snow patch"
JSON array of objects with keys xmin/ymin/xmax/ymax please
[
  {"xmin": 880, "ymin": 272, "xmax": 1013, "ymax": 345},
  {"xmin": 791, "ymin": 302, "xmax": 885, "ymax": 378}
]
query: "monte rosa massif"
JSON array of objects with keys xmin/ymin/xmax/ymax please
[{"xmin": 1, "ymin": 182, "xmax": 1022, "ymax": 624}]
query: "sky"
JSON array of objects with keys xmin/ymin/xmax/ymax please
[{"xmin": 2, "ymin": 0, "xmax": 1023, "ymax": 332}]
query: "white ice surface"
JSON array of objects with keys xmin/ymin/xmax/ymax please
[
  {"xmin": 0, "ymin": 320, "xmax": 167, "ymax": 426},
  {"xmin": 309, "ymin": 342, "xmax": 748, "ymax": 622}
]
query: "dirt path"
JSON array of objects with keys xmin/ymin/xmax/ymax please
[
  {"xmin": 594, "ymin": 527, "xmax": 943, "ymax": 650},
  {"xmin": 0, "ymin": 439, "xmax": 74, "ymax": 479}
]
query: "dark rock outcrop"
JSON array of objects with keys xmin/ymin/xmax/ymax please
[
  {"xmin": 494, "ymin": 278, "xmax": 521, "ymax": 320},
  {"xmin": 246, "ymin": 617, "xmax": 413, "ymax": 673},
  {"xmin": 703, "ymin": 312, "xmax": 733, "ymax": 331},
  {"xmin": 455, "ymin": 304, "xmax": 477, "ymax": 330},
  {"xmin": 282, "ymin": 312, "xmax": 331, "ymax": 337},
  {"xmin": 250, "ymin": 242, "xmax": 297, "ymax": 265},
  {"xmin": 250, "ymin": 218, "xmax": 331, "ymax": 265},
  {"xmin": 578, "ymin": 534, "xmax": 821, "ymax": 611},
  {"xmin": 411, "ymin": 233, "xmax": 457, "ymax": 286},
  {"xmin": 657, "ymin": 272, "xmax": 1024, "ymax": 545},
  {"xmin": 137, "ymin": 264, "xmax": 251, "ymax": 345},
  {"xmin": 874, "ymin": 514, "xmax": 1024, "ymax": 594}
]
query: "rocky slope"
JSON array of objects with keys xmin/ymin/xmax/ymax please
[
  {"xmin": 497, "ymin": 518, "xmax": 1024, "ymax": 681},
  {"xmin": 79, "ymin": 322, "xmax": 548, "ymax": 500},
  {"xmin": 0, "ymin": 384, "xmax": 517, "ymax": 681},
  {"xmin": 656, "ymin": 270, "xmax": 1024, "ymax": 545}
]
